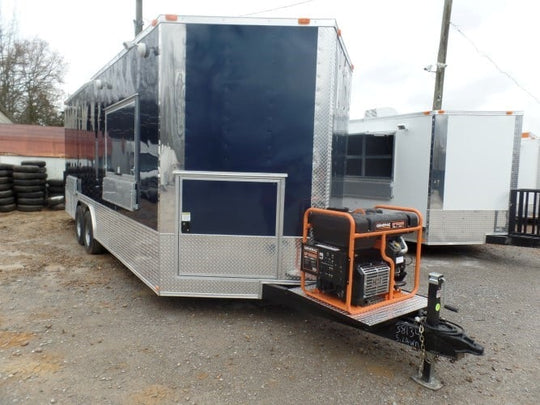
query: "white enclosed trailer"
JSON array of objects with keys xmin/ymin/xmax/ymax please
[
  {"xmin": 518, "ymin": 133, "xmax": 540, "ymax": 189},
  {"xmin": 337, "ymin": 111, "xmax": 523, "ymax": 245}
]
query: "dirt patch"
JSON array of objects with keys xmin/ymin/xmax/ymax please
[{"xmin": 0, "ymin": 331, "xmax": 36, "ymax": 349}]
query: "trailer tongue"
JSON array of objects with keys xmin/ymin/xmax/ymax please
[{"xmin": 263, "ymin": 206, "xmax": 484, "ymax": 389}]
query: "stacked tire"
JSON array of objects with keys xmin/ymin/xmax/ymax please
[
  {"xmin": 13, "ymin": 161, "xmax": 47, "ymax": 212},
  {"xmin": 46, "ymin": 179, "xmax": 65, "ymax": 210},
  {"xmin": 0, "ymin": 164, "xmax": 15, "ymax": 213}
]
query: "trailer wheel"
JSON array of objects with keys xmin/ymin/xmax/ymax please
[
  {"xmin": 83, "ymin": 210, "xmax": 104, "ymax": 254},
  {"xmin": 75, "ymin": 205, "xmax": 85, "ymax": 245}
]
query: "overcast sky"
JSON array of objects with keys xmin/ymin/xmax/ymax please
[{"xmin": 1, "ymin": 0, "xmax": 538, "ymax": 133}]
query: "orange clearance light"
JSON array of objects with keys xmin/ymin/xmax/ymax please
[
  {"xmin": 151, "ymin": 19, "xmax": 158, "ymax": 27},
  {"xmin": 506, "ymin": 111, "xmax": 513, "ymax": 115},
  {"xmin": 438, "ymin": 110, "xmax": 445, "ymax": 114},
  {"xmin": 298, "ymin": 18, "xmax": 311, "ymax": 25},
  {"xmin": 522, "ymin": 132, "xmax": 530, "ymax": 138},
  {"xmin": 423, "ymin": 111, "xmax": 431, "ymax": 115},
  {"xmin": 165, "ymin": 14, "xmax": 178, "ymax": 21},
  {"xmin": 337, "ymin": 29, "xmax": 342, "ymax": 36}
]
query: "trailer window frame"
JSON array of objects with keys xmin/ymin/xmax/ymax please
[
  {"xmin": 101, "ymin": 94, "xmax": 141, "ymax": 211},
  {"xmin": 343, "ymin": 132, "xmax": 395, "ymax": 200},
  {"xmin": 104, "ymin": 94, "xmax": 140, "ymax": 181}
]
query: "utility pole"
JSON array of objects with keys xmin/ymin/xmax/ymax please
[
  {"xmin": 432, "ymin": 0, "xmax": 453, "ymax": 111},
  {"xmin": 134, "ymin": 0, "xmax": 143, "ymax": 36}
]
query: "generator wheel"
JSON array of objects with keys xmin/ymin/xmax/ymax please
[
  {"xmin": 75, "ymin": 205, "xmax": 85, "ymax": 245},
  {"xmin": 83, "ymin": 209, "xmax": 104, "ymax": 254}
]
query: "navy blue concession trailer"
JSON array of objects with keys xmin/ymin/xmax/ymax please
[
  {"xmin": 65, "ymin": 15, "xmax": 353, "ymax": 297},
  {"xmin": 64, "ymin": 15, "xmax": 483, "ymax": 387}
]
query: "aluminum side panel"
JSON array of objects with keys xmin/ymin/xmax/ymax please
[
  {"xmin": 158, "ymin": 23, "xmax": 186, "ymax": 234},
  {"xmin": 442, "ymin": 115, "xmax": 517, "ymax": 211},
  {"xmin": 82, "ymin": 197, "xmax": 161, "ymax": 291},
  {"xmin": 311, "ymin": 27, "xmax": 337, "ymax": 208},
  {"xmin": 426, "ymin": 209, "xmax": 506, "ymax": 245}
]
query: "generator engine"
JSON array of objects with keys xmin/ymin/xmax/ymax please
[{"xmin": 301, "ymin": 208, "xmax": 417, "ymax": 306}]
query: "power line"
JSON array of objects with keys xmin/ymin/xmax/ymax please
[
  {"xmin": 450, "ymin": 22, "xmax": 540, "ymax": 105},
  {"xmin": 241, "ymin": 0, "xmax": 315, "ymax": 17}
]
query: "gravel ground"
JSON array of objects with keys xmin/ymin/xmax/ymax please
[{"xmin": 0, "ymin": 210, "xmax": 538, "ymax": 404}]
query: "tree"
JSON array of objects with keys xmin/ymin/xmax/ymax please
[{"xmin": 0, "ymin": 22, "xmax": 66, "ymax": 126}]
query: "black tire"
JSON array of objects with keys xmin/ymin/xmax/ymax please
[
  {"xmin": 47, "ymin": 179, "xmax": 64, "ymax": 187},
  {"xmin": 12, "ymin": 165, "xmax": 45, "ymax": 173},
  {"xmin": 0, "ymin": 170, "xmax": 12, "ymax": 177},
  {"xmin": 17, "ymin": 197, "xmax": 44, "ymax": 205},
  {"xmin": 83, "ymin": 209, "xmax": 104, "ymax": 254},
  {"xmin": 0, "ymin": 196, "xmax": 15, "ymax": 205},
  {"xmin": 47, "ymin": 186, "xmax": 65, "ymax": 194},
  {"xmin": 49, "ymin": 203, "xmax": 65, "ymax": 211},
  {"xmin": 75, "ymin": 205, "xmax": 85, "ymax": 245},
  {"xmin": 13, "ymin": 179, "xmax": 46, "ymax": 186},
  {"xmin": 0, "ymin": 163, "xmax": 13, "ymax": 170},
  {"xmin": 47, "ymin": 195, "xmax": 64, "ymax": 206},
  {"xmin": 16, "ymin": 191, "xmax": 44, "ymax": 199},
  {"xmin": 0, "ymin": 189, "xmax": 14, "ymax": 198},
  {"xmin": 21, "ymin": 160, "xmax": 46, "ymax": 167},
  {"xmin": 17, "ymin": 204, "xmax": 42, "ymax": 212},
  {"xmin": 13, "ymin": 172, "xmax": 47, "ymax": 180},
  {"xmin": 13, "ymin": 185, "xmax": 44, "ymax": 193},
  {"xmin": 0, "ymin": 183, "xmax": 12, "ymax": 191},
  {"xmin": 0, "ymin": 203, "xmax": 16, "ymax": 212},
  {"xmin": 0, "ymin": 176, "xmax": 13, "ymax": 184}
]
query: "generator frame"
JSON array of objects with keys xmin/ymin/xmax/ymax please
[{"xmin": 300, "ymin": 205, "xmax": 423, "ymax": 314}]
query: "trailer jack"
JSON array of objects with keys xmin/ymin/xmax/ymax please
[
  {"xmin": 262, "ymin": 271, "xmax": 484, "ymax": 390},
  {"xmin": 412, "ymin": 273, "xmax": 484, "ymax": 390}
]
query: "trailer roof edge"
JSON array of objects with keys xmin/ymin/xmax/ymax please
[
  {"xmin": 350, "ymin": 110, "xmax": 525, "ymax": 123},
  {"xmin": 65, "ymin": 14, "xmax": 352, "ymax": 104}
]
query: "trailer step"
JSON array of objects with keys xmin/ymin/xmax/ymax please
[{"xmin": 288, "ymin": 287, "xmax": 427, "ymax": 326}]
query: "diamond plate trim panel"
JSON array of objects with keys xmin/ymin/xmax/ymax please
[
  {"xmin": 178, "ymin": 235, "xmax": 278, "ymax": 278},
  {"xmin": 91, "ymin": 200, "xmax": 160, "ymax": 290},
  {"xmin": 289, "ymin": 286, "xmax": 427, "ymax": 326},
  {"xmin": 510, "ymin": 115, "xmax": 523, "ymax": 190},
  {"xmin": 65, "ymin": 175, "xmax": 78, "ymax": 218},
  {"xmin": 427, "ymin": 209, "xmax": 497, "ymax": 244},
  {"xmin": 279, "ymin": 237, "xmax": 303, "ymax": 280},
  {"xmin": 160, "ymin": 277, "xmax": 262, "ymax": 298},
  {"xmin": 311, "ymin": 27, "xmax": 337, "ymax": 208}
]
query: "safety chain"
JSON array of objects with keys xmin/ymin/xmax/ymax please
[{"xmin": 417, "ymin": 317, "xmax": 426, "ymax": 373}]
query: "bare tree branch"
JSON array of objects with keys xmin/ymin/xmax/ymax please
[{"xmin": 0, "ymin": 21, "xmax": 66, "ymax": 126}]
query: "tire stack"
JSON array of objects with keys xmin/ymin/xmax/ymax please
[
  {"xmin": 13, "ymin": 161, "xmax": 47, "ymax": 212},
  {"xmin": 0, "ymin": 164, "xmax": 15, "ymax": 213},
  {"xmin": 46, "ymin": 178, "xmax": 65, "ymax": 210}
]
